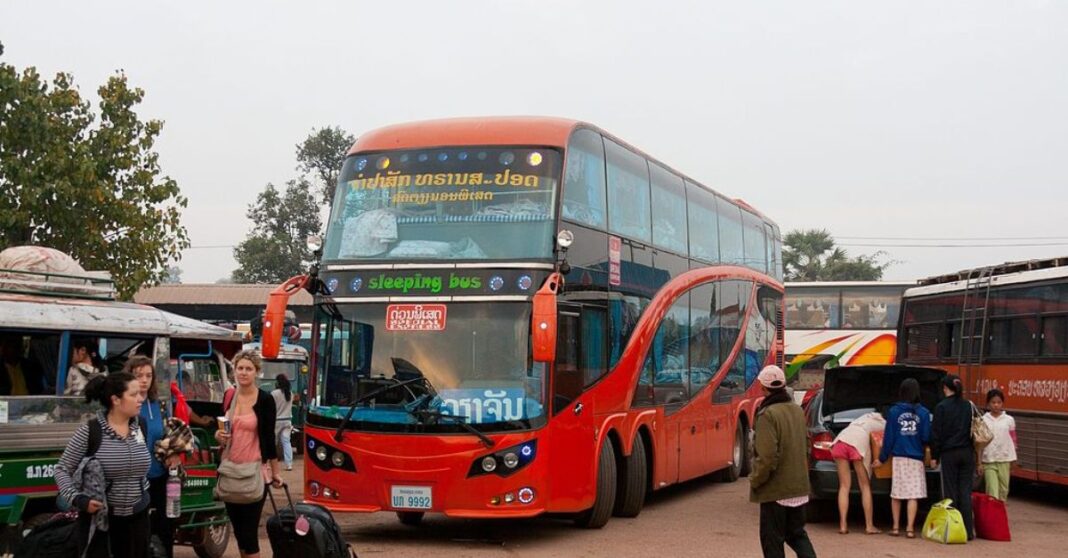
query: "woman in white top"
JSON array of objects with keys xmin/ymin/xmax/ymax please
[
  {"xmin": 271, "ymin": 374, "xmax": 295, "ymax": 471},
  {"xmin": 980, "ymin": 388, "xmax": 1017, "ymax": 501},
  {"xmin": 829, "ymin": 411, "xmax": 886, "ymax": 535}
]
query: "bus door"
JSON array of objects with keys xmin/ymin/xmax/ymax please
[{"xmin": 546, "ymin": 304, "xmax": 597, "ymax": 509}]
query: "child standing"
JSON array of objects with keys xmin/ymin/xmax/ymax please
[
  {"xmin": 872, "ymin": 378, "xmax": 931, "ymax": 539},
  {"xmin": 980, "ymin": 389, "xmax": 1017, "ymax": 501}
]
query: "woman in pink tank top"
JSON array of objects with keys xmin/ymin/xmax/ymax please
[{"xmin": 214, "ymin": 350, "xmax": 282, "ymax": 558}]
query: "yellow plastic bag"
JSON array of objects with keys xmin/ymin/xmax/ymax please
[{"xmin": 922, "ymin": 499, "xmax": 968, "ymax": 544}]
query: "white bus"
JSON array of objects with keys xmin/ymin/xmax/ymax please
[{"xmin": 784, "ymin": 281, "xmax": 913, "ymax": 390}]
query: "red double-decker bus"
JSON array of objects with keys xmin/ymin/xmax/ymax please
[{"xmin": 264, "ymin": 117, "xmax": 784, "ymax": 527}]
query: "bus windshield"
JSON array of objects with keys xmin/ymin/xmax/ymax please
[
  {"xmin": 309, "ymin": 302, "xmax": 547, "ymax": 433},
  {"xmin": 323, "ymin": 146, "xmax": 561, "ymax": 262}
]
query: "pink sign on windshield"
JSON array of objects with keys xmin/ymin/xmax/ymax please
[{"xmin": 386, "ymin": 304, "xmax": 447, "ymax": 331}]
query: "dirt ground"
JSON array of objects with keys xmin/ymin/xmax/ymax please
[{"xmin": 177, "ymin": 456, "xmax": 1068, "ymax": 558}]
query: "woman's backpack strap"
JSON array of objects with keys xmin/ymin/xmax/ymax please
[{"xmin": 86, "ymin": 417, "xmax": 103, "ymax": 458}]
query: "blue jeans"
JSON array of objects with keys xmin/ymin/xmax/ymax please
[{"xmin": 276, "ymin": 420, "xmax": 293, "ymax": 468}]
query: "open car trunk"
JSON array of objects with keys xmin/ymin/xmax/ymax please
[{"xmin": 822, "ymin": 365, "xmax": 946, "ymax": 420}]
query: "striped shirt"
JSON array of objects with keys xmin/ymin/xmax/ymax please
[{"xmin": 54, "ymin": 413, "xmax": 151, "ymax": 516}]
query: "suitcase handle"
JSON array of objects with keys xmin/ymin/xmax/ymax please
[{"xmin": 266, "ymin": 482, "xmax": 299, "ymax": 519}]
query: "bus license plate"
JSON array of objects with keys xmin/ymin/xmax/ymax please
[{"xmin": 391, "ymin": 485, "xmax": 432, "ymax": 510}]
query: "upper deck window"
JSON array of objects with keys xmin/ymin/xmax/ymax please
[
  {"xmin": 562, "ymin": 129, "xmax": 607, "ymax": 229},
  {"xmin": 324, "ymin": 147, "xmax": 560, "ymax": 261},
  {"xmin": 605, "ymin": 139, "xmax": 651, "ymax": 244}
]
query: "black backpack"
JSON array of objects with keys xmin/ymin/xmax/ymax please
[
  {"xmin": 13, "ymin": 511, "xmax": 82, "ymax": 558},
  {"xmin": 13, "ymin": 417, "xmax": 130, "ymax": 558}
]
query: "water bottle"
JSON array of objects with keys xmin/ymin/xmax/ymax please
[{"xmin": 166, "ymin": 467, "xmax": 181, "ymax": 518}]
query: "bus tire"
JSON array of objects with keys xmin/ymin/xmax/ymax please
[
  {"xmin": 574, "ymin": 437, "xmax": 617, "ymax": 529},
  {"xmin": 723, "ymin": 421, "xmax": 746, "ymax": 482},
  {"xmin": 396, "ymin": 511, "xmax": 425, "ymax": 526},
  {"xmin": 738, "ymin": 419, "xmax": 752, "ymax": 478},
  {"xmin": 192, "ymin": 523, "xmax": 231, "ymax": 558},
  {"xmin": 613, "ymin": 434, "xmax": 647, "ymax": 518}
]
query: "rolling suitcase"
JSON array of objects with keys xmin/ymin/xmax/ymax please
[{"xmin": 266, "ymin": 484, "xmax": 356, "ymax": 558}]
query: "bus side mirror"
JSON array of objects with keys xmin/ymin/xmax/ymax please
[
  {"xmin": 263, "ymin": 275, "xmax": 309, "ymax": 359},
  {"xmin": 532, "ymin": 273, "xmax": 563, "ymax": 363}
]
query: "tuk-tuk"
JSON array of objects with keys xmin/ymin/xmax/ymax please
[{"xmin": 0, "ymin": 265, "xmax": 240, "ymax": 558}]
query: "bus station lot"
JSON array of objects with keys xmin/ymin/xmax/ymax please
[{"xmin": 177, "ymin": 457, "xmax": 1067, "ymax": 558}]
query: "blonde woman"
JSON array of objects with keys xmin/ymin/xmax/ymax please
[{"xmin": 215, "ymin": 350, "xmax": 283, "ymax": 558}]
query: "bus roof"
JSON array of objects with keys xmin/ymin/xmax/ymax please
[
  {"xmin": 785, "ymin": 281, "xmax": 916, "ymax": 289},
  {"xmin": 346, "ymin": 116, "xmax": 779, "ymax": 231},
  {"xmin": 0, "ymin": 292, "xmax": 244, "ymax": 342},
  {"xmin": 906, "ymin": 257, "xmax": 1068, "ymax": 298}
]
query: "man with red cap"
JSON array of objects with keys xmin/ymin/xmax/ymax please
[{"xmin": 750, "ymin": 365, "xmax": 817, "ymax": 558}]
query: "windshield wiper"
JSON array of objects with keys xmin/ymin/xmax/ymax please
[
  {"xmin": 410, "ymin": 409, "xmax": 495, "ymax": 448},
  {"xmin": 333, "ymin": 375, "xmax": 430, "ymax": 442}
]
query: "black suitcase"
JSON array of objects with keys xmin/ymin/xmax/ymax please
[{"xmin": 266, "ymin": 484, "xmax": 356, "ymax": 558}]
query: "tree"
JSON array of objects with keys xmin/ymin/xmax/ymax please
[
  {"xmin": 782, "ymin": 229, "xmax": 891, "ymax": 281},
  {"xmin": 0, "ymin": 44, "xmax": 189, "ymax": 299},
  {"xmin": 296, "ymin": 126, "xmax": 355, "ymax": 204},
  {"xmin": 231, "ymin": 179, "xmax": 322, "ymax": 283}
]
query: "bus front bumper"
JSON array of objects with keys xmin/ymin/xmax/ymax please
[{"xmin": 302, "ymin": 429, "xmax": 548, "ymax": 518}]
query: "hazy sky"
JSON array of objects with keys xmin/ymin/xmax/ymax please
[{"xmin": 3, "ymin": 0, "xmax": 1065, "ymax": 283}]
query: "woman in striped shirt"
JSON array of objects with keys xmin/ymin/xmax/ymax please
[{"xmin": 55, "ymin": 371, "xmax": 152, "ymax": 558}]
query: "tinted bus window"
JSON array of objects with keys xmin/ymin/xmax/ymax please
[
  {"xmin": 562, "ymin": 129, "xmax": 607, "ymax": 228},
  {"xmin": 717, "ymin": 198, "xmax": 745, "ymax": 267},
  {"xmin": 686, "ymin": 182, "xmax": 719, "ymax": 263},
  {"xmin": 741, "ymin": 210, "xmax": 767, "ymax": 273},
  {"xmin": 688, "ymin": 283, "xmax": 719, "ymax": 393},
  {"xmin": 649, "ymin": 162, "xmax": 687, "ymax": 254},
  {"xmin": 785, "ymin": 291, "xmax": 841, "ymax": 329},
  {"xmin": 653, "ymin": 299, "xmax": 690, "ymax": 405},
  {"xmin": 714, "ymin": 280, "xmax": 751, "ymax": 398},
  {"xmin": 1042, "ymin": 316, "xmax": 1068, "ymax": 356},
  {"xmin": 605, "ymin": 139, "xmax": 651, "ymax": 243},
  {"xmin": 842, "ymin": 289, "xmax": 902, "ymax": 329},
  {"xmin": 989, "ymin": 318, "xmax": 1038, "ymax": 356},
  {"xmin": 772, "ymin": 233, "xmax": 784, "ymax": 281}
]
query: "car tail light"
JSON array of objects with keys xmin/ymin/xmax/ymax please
[{"xmin": 811, "ymin": 431, "xmax": 834, "ymax": 462}]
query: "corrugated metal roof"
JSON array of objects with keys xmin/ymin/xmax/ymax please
[{"xmin": 133, "ymin": 284, "xmax": 313, "ymax": 306}]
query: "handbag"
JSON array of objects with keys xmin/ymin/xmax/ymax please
[
  {"xmin": 922, "ymin": 499, "xmax": 968, "ymax": 544},
  {"xmin": 213, "ymin": 391, "xmax": 266, "ymax": 504},
  {"xmin": 971, "ymin": 403, "xmax": 993, "ymax": 449},
  {"xmin": 972, "ymin": 492, "xmax": 1011, "ymax": 541}
]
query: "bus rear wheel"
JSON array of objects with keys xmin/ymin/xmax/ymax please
[
  {"xmin": 722, "ymin": 421, "xmax": 746, "ymax": 482},
  {"xmin": 396, "ymin": 511, "xmax": 425, "ymax": 526},
  {"xmin": 613, "ymin": 434, "xmax": 647, "ymax": 518},
  {"xmin": 574, "ymin": 437, "xmax": 617, "ymax": 529}
]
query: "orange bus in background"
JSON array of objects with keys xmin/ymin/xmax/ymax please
[
  {"xmin": 266, "ymin": 117, "xmax": 784, "ymax": 527},
  {"xmin": 897, "ymin": 257, "xmax": 1068, "ymax": 486}
]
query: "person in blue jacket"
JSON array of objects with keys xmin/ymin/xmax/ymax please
[{"xmin": 872, "ymin": 377, "xmax": 931, "ymax": 538}]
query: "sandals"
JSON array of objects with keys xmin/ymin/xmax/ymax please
[
  {"xmin": 889, "ymin": 529, "xmax": 900, "ymax": 537},
  {"xmin": 865, "ymin": 528, "xmax": 883, "ymax": 535},
  {"xmin": 839, "ymin": 528, "xmax": 849, "ymax": 535},
  {"xmin": 906, "ymin": 531, "xmax": 916, "ymax": 539}
]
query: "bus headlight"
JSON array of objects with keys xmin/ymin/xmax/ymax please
[
  {"xmin": 469, "ymin": 440, "xmax": 537, "ymax": 478},
  {"xmin": 306, "ymin": 436, "xmax": 357, "ymax": 473}
]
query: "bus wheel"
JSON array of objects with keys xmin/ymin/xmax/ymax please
[
  {"xmin": 738, "ymin": 420, "xmax": 752, "ymax": 477},
  {"xmin": 613, "ymin": 434, "xmax": 647, "ymax": 518},
  {"xmin": 192, "ymin": 523, "xmax": 231, "ymax": 558},
  {"xmin": 396, "ymin": 511, "xmax": 425, "ymax": 526},
  {"xmin": 574, "ymin": 437, "xmax": 617, "ymax": 529},
  {"xmin": 723, "ymin": 422, "xmax": 746, "ymax": 482}
]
